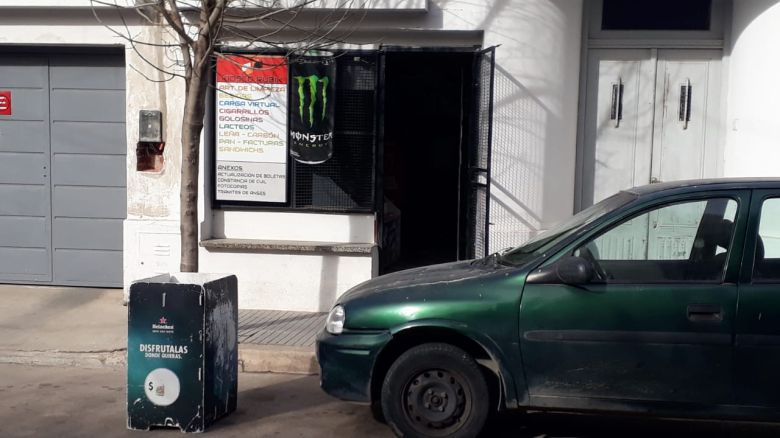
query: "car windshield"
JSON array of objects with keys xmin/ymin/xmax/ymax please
[{"xmin": 498, "ymin": 191, "xmax": 636, "ymax": 266}]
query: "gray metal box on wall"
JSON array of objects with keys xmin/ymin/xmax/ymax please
[
  {"xmin": 138, "ymin": 110, "xmax": 163, "ymax": 142},
  {"xmin": 127, "ymin": 273, "xmax": 238, "ymax": 432}
]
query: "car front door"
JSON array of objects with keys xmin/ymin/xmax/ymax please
[
  {"xmin": 735, "ymin": 189, "xmax": 780, "ymax": 408},
  {"xmin": 519, "ymin": 190, "xmax": 749, "ymax": 407}
]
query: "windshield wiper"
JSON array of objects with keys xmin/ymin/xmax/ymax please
[{"xmin": 483, "ymin": 248, "xmax": 514, "ymax": 267}]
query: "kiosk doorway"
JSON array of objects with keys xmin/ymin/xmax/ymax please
[{"xmin": 380, "ymin": 51, "xmax": 478, "ymax": 274}]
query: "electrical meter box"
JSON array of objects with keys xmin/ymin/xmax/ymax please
[
  {"xmin": 139, "ymin": 110, "xmax": 163, "ymax": 142},
  {"xmin": 127, "ymin": 273, "xmax": 238, "ymax": 432}
]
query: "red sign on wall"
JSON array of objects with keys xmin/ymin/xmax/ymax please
[{"xmin": 0, "ymin": 91, "xmax": 11, "ymax": 116}]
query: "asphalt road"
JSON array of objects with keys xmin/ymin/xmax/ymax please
[{"xmin": 0, "ymin": 363, "xmax": 778, "ymax": 438}]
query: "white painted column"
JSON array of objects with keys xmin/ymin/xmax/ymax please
[
  {"xmin": 724, "ymin": 1, "xmax": 780, "ymax": 177},
  {"xmin": 474, "ymin": 0, "xmax": 584, "ymax": 248}
]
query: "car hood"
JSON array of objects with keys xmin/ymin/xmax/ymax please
[{"xmin": 338, "ymin": 259, "xmax": 502, "ymax": 303}]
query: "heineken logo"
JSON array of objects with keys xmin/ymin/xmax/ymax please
[
  {"xmin": 294, "ymin": 75, "xmax": 330, "ymax": 127},
  {"xmin": 152, "ymin": 316, "xmax": 174, "ymax": 333}
]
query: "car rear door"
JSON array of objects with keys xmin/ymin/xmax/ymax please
[
  {"xmin": 519, "ymin": 190, "xmax": 749, "ymax": 407},
  {"xmin": 735, "ymin": 189, "xmax": 780, "ymax": 408}
]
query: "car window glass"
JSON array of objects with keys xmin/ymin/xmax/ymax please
[
  {"xmin": 724, "ymin": 201, "xmax": 738, "ymax": 222},
  {"xmin": 500, "ymin": 191, "xmax": 636, "ymax": 266},
  {"xmin": 754, "ymin": 198, "xmax": 780, "ymax": 282},
  {"xmin": 574, "ymin": 198, "xmax": 737, "ymax": 283},
  {"xmin": 717, "ymin": 201, "xmax": 738, "ymax": 256}
]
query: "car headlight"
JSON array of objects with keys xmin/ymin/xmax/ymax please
[{"xmin": 326, "ymin": 305, "xmax": 345, "ymax": 335}]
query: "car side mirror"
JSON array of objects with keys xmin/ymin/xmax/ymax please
[
  {"xmin": 525, "ymin": 255, "xmax": 596, "ymax": 285},
  {"xmin": 555, "ymin": 256, "xmax": 595, "ymax": 285}
]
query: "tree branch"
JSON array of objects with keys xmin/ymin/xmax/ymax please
[
  {"xmin": 159, "ymin": 0, "xmax": 194, "ymax": 46},
  {"xmin": 194, "ymin": 0, "xmax": 229, "ymax": 72},
  {"xmin": 129, "ymin": 63, "xmax": 181, "ymax": 82},
  {"xmin": 221, "ymin": 0, "xmax": 317, "ymax": 24},
  {"xmin": 161, "ymin": 0, "xmax": 193, "ymax": 80}
]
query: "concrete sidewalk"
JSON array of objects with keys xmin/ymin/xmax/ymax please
[{"xmin": 0, "ymin": 284, "xmax": 321, "ymax": 374}]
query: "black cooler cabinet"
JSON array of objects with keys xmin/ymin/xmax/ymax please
[{"xmin": 127, "ymin": 274, "xmax": 238, "ymax": 432}]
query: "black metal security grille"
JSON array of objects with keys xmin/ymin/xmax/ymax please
[
  {"xmin": 291, "ymin": 53, "xmax": 378, "ymax": 211},
  {"xmin": 465, "ymin": 47, "xmax": 495, "ymax": 259}
]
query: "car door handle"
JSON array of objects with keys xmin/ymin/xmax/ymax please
[{"xmin": 687, "ymin": 304, "xmax": 723, "ymax": 322}]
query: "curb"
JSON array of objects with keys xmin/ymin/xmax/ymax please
[
  {"xmin": 0, "ymin": 344, "xmax": 319, "ymax": 375},
  {"xmin": 0, "ymin": 349, "xmax": 127, "ymax": 369},
  {"xmin": 239, "ymin": 344, "xmax": 319, "ymax": 375}
]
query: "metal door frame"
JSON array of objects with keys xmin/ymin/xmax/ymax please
[
  {"xmin": 465, "ymin": 46, "xmax": 496, "ymax": 259},
  {"xmin": 375, "ymin": 46, "xmax": 496, "ymax": 269}
]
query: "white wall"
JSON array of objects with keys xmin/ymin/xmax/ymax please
[
  {"xmin": 479, "ymin": 1, "xmax": 584, "ymax": 249},
  {"xmin": 725, "ymin": 0, "xmax": 780, "ymax": 177},
  {"xmin": 200, "ymin": 251, "xmax": 374, "ymax": 311},
  {"xmin": 726, "ymin": 0, "xmax": 780, "ymax": 265},
  {"xmin": 1, "ymin": 1, "xmax": 585, "ymax": 310},
  {"xmin": 121, "ymin": 23, "xmax": 186, "ymax": 296},
  {"xmin": 0, "ymin": 9, "xmax": 136, "ymax": 45},
  {"xmin": 212, "ymin": 211, "xmax": 374, "ymax": 242}
]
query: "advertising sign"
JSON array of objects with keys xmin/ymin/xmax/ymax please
[
  {"xmin": 127, "ymin": 284, "xmax": 205, "ymax": 431},
  {"xmin": 215, "ymin": 55, "xmax": 288, "ymax": 203},
  {"xmin": 127, "ymin": 275, "xmax": 238, "ymax": 433},
  {"xmin": 289, "ymin": 51, "xmax": 336, "ymax": 164},
  {"xmin": 0, "ymin": 91, "xmax": 11, "ymax": 116}
]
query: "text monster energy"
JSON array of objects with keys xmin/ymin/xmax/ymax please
[
  {"xmin": 289, "ymin": 52, "xmax": 336, "ymax": 165},
  {"xmin": 295, "ymin": 75, "xmax": 329, "ymax": 127}
]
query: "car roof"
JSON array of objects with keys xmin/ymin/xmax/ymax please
[{"xmin": 624, "ymin": 177, "xmax": 780, "ymax": 197}]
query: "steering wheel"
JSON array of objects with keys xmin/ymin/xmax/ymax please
[{"xmin": 578, "ymin": 245, "xmax": 609, "ymax": 281}]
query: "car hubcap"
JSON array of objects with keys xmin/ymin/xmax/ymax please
[{"xmin": 403, "ymin": 369, "xmax": 469, "ymax": 435}]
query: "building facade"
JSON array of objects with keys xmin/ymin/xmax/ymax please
[{"xmin": 0, "ymin": 0, "xmax": 777, "ymax": 311}]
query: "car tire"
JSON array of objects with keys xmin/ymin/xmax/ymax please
[{"xmin": 380, "ymin": 343, "xmax": 490, "ymax": 438}]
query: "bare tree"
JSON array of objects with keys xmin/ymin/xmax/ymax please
[{"xmin": 91, "ymin": 0, "xmax": 366, "ymax": 272}]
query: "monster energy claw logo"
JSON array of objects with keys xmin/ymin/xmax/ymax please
[{"xmin": 294, "ymin": 75, "xmax": 329, "ymax": 127}]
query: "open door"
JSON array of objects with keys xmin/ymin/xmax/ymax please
[
  {"xmin": 378, "ymin": 47, "xmax": 478, "ymax": 273},
  {"xmin": 463, "ymin": 47, "xmax": 496, "ymax": 259}
]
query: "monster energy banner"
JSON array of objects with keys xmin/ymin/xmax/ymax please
[
  {"xmin": 289, "ymin": 52, "xmax": 336, "ymax": 164},
  {"xmin": 215, "ymin": 55, "xmax": 288, "ymax": 203}
]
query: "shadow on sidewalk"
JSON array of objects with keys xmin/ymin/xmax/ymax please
[
  {"xmin": 0, "ymin": 287, "xmax": 106, "ymax": 328},
  {"xmin": 207, "ymin": 375, "xmax": 331, "ymax": 430},
  {"xmin": 482, "ymin": 411, "xmax": 780, "ymax": 438},
  {"xmin": 197, "ymin": 373, "xmax": 780, "ymax": 437}
]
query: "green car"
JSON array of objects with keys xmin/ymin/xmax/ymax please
[{"xmin": 317, "ymin": 178, "xmax": 780, "ymax": 437}]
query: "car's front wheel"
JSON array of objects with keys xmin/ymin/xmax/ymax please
[{"xmin": 380, "ymin": 343, "xmax": 489, "ymax": 438}]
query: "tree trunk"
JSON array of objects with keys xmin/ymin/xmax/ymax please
[{"xmin": 179, "ymin": 65, "xmax": 210, "ymax": 272}]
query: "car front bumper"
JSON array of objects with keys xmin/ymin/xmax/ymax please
[{"xmin": 316, "ymin": 329, "xmax": 392, "ymax": 403}]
